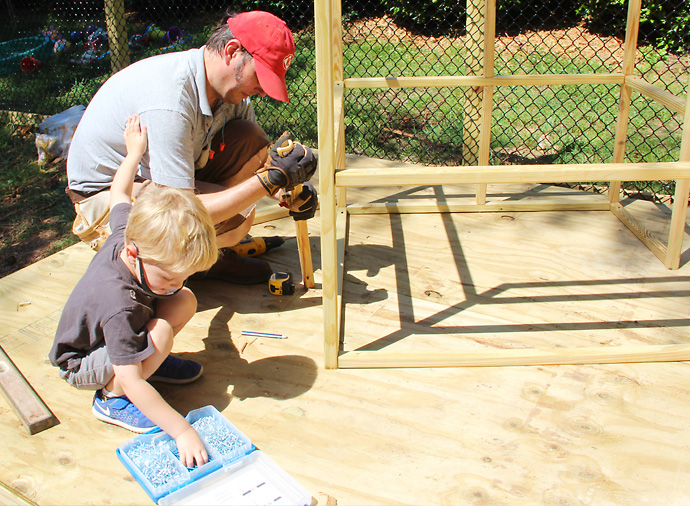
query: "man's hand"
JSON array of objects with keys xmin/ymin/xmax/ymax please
[
  {"xmin": 256, "ymin": 132, "xmax": 318, "ymax": 195},
  {"xmin": 281, "ymin": 182, "xmax": 318, "ymax": 221}
]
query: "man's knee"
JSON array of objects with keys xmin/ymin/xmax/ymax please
[{"xmin": 195, "ymin": 119, "xmax": 270, "ymax": 184}]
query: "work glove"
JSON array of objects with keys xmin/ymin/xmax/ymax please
[
  {"xmin": 280, "ymin": 182, "xmax": 318, "ymax": 221},
  {"xmin": 256, "ymin": 132, "xmax": 318, "ymax": 195}
]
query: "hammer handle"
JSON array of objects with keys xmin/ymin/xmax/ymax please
[{"xmin": 295, "ymin": 219, "xmax": 315, "ymax": 289}]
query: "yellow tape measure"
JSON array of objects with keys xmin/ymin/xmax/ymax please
[{"xmin": 268, "ymin": 272, "xmax": 294, "ymax": 295}]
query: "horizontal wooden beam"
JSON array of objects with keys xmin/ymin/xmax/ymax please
[
  {"xmin": 610, "ymin": 201, "xmax": 668, "ymax": 264},
  {"xmin": 343, "ymin": 73, "xmax": 625, "ymax": 90},
  {"xmin": 338, "ymin": 343, "xmax": 690, "ymax": 368},
  {"xmin": 346, "ymin": 200, "xmax": 611, "ymax": 215},
  {"xmin": 253, "ymin": 204, "xmax": 289, "ymax": 224},
  {"xmin": 626, "ymin": 76, "xmax": 686, "ymax": 115},
  {"xmin": 336, "ymin": 162, "xmax": 690, "ymax": 187}
]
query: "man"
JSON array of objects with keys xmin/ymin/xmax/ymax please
[{"xmin": 66, "ymin": 10, "xmax": 318, "ymax": 284}]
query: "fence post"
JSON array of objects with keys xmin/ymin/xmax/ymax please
[
  {"xmin": 104, "ymin": 0, "xmax": 130, "ymax": 73},
  {"xmin": 463, "ymin": 0, "xmax": 485, "ymax": 168},
  {"xmin": 609, "ymin": 0, "xmax": 641, "ymax": 203}
]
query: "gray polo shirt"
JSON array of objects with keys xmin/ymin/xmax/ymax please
[{"xmin": 67, "ymin": 47, "xmax": 255, "ymax": 192}]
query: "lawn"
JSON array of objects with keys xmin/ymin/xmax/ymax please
[{"xmin": 0, "ymin": 122, "xmax": 77, "ymax": 277}]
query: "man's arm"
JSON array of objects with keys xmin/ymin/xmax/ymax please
[
  {"xmin": 195, "ymin": 176, "xmax": 270, "ymax": 224},
  {"xmin": 197, "ymin": 133, "xmax": 318, "ymax": 224},
  {"xmin": 110, "ymin": 115, "xmax": 147, "ymax": 210}
]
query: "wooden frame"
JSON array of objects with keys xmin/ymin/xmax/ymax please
[{"xmin": 315, "ymin": 0, "xmax": 690, "ymax": 369}]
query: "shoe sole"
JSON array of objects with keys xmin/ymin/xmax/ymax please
[
  {"xmin": 92, "ymin": 404, "xmax": 156, "ymax": 434},
  {"xmin": 149, "ymin": 364, "xmax": 204, "ymax": 385}
]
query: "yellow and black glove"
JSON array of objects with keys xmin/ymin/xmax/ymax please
[
  {"xmin": 255, "ymin": 131, "xmax": 318, "ymax": 195},
  {"xmin": 281, "ymin": 182, "xmax": 318, "ymax": 221}
]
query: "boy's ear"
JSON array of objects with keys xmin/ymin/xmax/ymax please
[{"xmin": 123, "ymin": 243, "xmax": 138, "ymax": 264}]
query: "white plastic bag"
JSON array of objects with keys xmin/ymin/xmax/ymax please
[{"xmin": 36, "ymin": 104, "xmax": 85, "ymax": 163}]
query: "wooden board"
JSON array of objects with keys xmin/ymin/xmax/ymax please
[
  {"xmin": 0, "ymin": 346, "xmax": 58, "ymax": 434},
  {"xmin": 1, "ymin": 169, "xmax": 690, "ymax": 504}
]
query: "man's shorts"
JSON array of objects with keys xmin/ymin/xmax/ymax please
[{"xmin": 66, "ymin": 119, "xmax": 270, "ymax": 250}]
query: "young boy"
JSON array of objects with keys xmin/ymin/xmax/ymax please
[{"xmin": 50, "ymin": 115, "xmax": 217, "ymax": 468}]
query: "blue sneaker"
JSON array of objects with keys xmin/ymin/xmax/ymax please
[
  {"xmin": 149, "ymin": 355, "xmax": 203, "ymax": 384},
  {"xmin": 91, "ymin": 390, "xmax": 157, "ymax": 433}
]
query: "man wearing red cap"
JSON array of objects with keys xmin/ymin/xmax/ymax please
[{"xmin": 66, "ymin": 10, "xmax": 318, "ymax": 285}]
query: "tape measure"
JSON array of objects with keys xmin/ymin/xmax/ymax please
[{"xmin": 268, "ymin": 272, "xmax": 294, "ymax": 296}]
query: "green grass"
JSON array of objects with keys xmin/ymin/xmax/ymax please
[
  {"xmin": 0, "ymin": 122, "xmax": 77, "ymax": 277},
  {"xmin": 328, "ymin": 31, "xmax": 686, "ymax": 176}
]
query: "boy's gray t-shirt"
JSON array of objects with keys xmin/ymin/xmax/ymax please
[
  {"xmin": 49, "ymin": 203, "xmax": 157, "ymax": 371},
  {"xmin": 66, "ymin": 47, "xmax": 255, "ymax": 192}
]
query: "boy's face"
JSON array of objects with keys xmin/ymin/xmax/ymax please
[
  {"xmin": 121, "ymin": 243, "xmax": 197, "ymax": 297},
  {"xmin": 139, "ymin": 261, "xmax": 195, "ymax": 296}
]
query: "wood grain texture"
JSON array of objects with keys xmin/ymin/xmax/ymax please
[
  {"xmin": 1, "ymin": 170, "xmax": 690, "ymax": 505},
  {"xmin": 0, "ymin": 347, "xmax": 58, "ymax": 434}
]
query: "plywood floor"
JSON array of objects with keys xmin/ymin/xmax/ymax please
[{"xmin": 1, "ymin": 156, "xmax": 690, "ymax": 505}]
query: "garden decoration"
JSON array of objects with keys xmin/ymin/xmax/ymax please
[
  {"xmin": 0, "ymin": 36, "xmax": 52, "ymax": 76},
  {"xmin": 19, "ymin": 55, "xmax": 41, "ymax": 72}
]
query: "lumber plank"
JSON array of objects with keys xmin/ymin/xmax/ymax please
[
  {"xmin": 337, "ymin": 344, "xmax": 690, "ymax": 368},
  {"xmin": 343, "ymin": 73, "xmax": 625, "ymax": 89},
  {"xmin": 610, "ymin": 202, "xmax": 668, "ymax": 265},
  {"xmin": 0, "ymin": 346, "xmax": 58, "ymax": 435},
  {"xmin": 315, "ymin": 0, "xmax": 339, "ymax": 369},
  {"xmin": 254, "ymin": 204, "xmax": 289, "ymax": 224},
  {"xmin": 346, "ymin": 200, "xmax": 611, "ymax": 214},
  {"xmin": 335, "ymin": 161, "xmax": 690, "ymax": 187},
  {"xmin": 626, "ymin": 76, "xmax": 686, "ymax": 116},
  {"xmin": 0, "ymin": 480, "xmax": 36, "ymax": 506}
]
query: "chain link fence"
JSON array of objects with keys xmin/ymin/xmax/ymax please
[{"xmin": 1, "ymin": 0, "xmax": 688, "ymax": 201}]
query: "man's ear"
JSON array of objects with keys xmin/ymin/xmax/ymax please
[{"xmin": 223, "ymin": 39, "xmax": 242, "ymax": 64}]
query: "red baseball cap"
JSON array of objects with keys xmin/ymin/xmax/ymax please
[{"xmin": 227, "ymin": 11, "xmax": 295, "ymax": 102}]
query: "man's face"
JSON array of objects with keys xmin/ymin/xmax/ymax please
[{"xmin": 220, "ymin": 49, "xmax": 266, "ymax": 104}]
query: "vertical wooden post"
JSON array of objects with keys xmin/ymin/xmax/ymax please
[
  {"xmin": 316, "ymin": 0, "xmax": 339, "ymax": 368},
  {"xmin": 104, "ymin": 0, "xmax": 130, "ymax": 73},
  {"xmin": 477, "ymin": 0, "xmax": 496, "ymax": 204},
  {"xmin": 333, "ymin": 0, "xmax": 347, "ymax": 211},
  {"xmin": 665, "ymin": 90, "xmax": 690, "ymax": 269},
  {"xmin": 463, "ymin": 0, "xmax": 485, "ymax": 170},
  {"xmin": 609, "ymin": 0, "xmax": 641, "ymax": 203}
]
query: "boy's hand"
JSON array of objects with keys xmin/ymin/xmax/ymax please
[
  {"xmin": 175, "ymin": 426, "xmax": 209, "ymax": 468},
  {"xmin": 123, "ymin": 114, "xmax": 147, "ymax": 159}
]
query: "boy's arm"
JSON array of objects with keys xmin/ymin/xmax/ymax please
[
  {"xmin": 113, "ymin": 363, "xmax": 208, "ymax": 467},
  {"xmin": 110, "ymin": 115, "xmax": 148, "ymax": 210}
]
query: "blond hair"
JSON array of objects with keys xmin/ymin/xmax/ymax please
[{"xmin": 125, "ymin": 185, "xmax": 218, "ymax": 273}]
